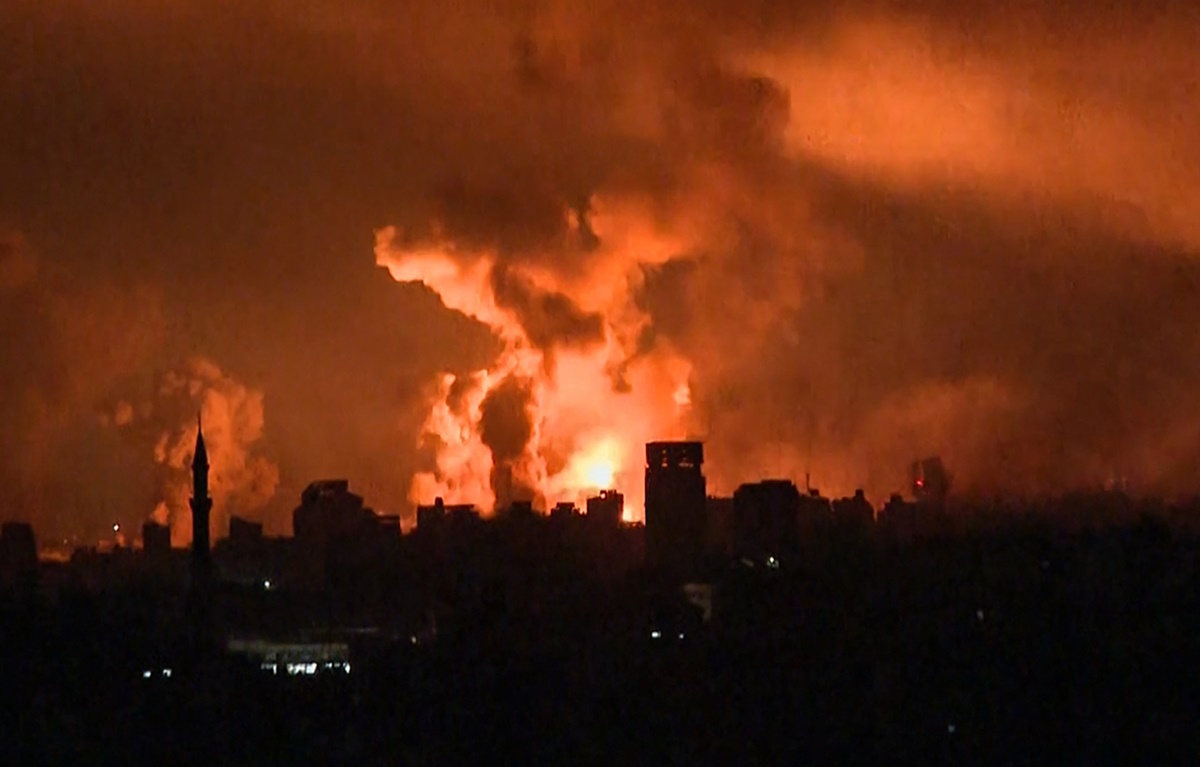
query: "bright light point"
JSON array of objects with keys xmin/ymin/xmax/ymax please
[
  {"xmin": 650, "ymin": 630, "xmax": 662, "ymax": 639},
  {"xmin": 112, "ymin": 524, "xmax": 120, "ymax": 533},
  {"xmin": 585, "ymin": 460, "xmax": 614, "ymax": 489},
  {"xmin": 678, "ymin": 633, "xmax": 685, "ymax": 640},
  {"xmin": 766, "ymin": 556, "xmax": 779, "ymax": 569},
  {"xmin": 263, "ymin": 580, "xmax": 271, "ymax": 590},
  {"xmin": 564, "ymin": 436, "xmax": 625, "ymax": 492},
  {"xmin": 142, "ymin": 670, "xmax": 152, "ymax": 679}
]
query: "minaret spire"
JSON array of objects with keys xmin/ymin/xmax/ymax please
[
  {"xmin": 190, "ymin": 412, "xmax": 212, "ymax": 566},
  {"xmin": 186, "ymin": 411, "xmax": 215, "ymax": 662}
]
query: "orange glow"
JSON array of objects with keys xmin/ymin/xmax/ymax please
[
  {"xmin": 568, "ymin": 436, "xmax": 623, "ymax": 492},
  {"xmin": 376, "ymin": 201, "xmax": 695, "ymax": 521},
  {"xmin": 585, "ymin": 460, "xmax": 615, "ymax": 490}
]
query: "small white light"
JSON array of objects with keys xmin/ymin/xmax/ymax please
[
  {"xmin": 650, "ymin": 630, "xmax": 662, "ymax": 639},
  {"xmin": 263, "ymin": 580, "xmax": 271, "ymax": 590},
  {"xmin": 947, "ymin": 724, "xmax": 956, "ymax": 734},
  {"xmin": 678, "ymin": 633, "xmax": 685, "ymax": 640},
  {"xmin": 976, "ymin": 609, "xmax": 985, "ymax": 622},
  {"xmin": 162, "ymin": 668, "xmax": 172, "ymax": 678},
  {"xmin": 113, "ymin": 524, "xmax": 120, "ymax": 533},
  {"xmin": 766, "ymin": 556, "xmax": 779, "ymax": 569},
  {"xmin": 142, "ymin": 670, "xmax": 152, "ymax": 679}
]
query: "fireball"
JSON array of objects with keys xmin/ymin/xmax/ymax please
[{"xmin": 375, "ymin": 199, "xmax": 694, "ymax": 521}]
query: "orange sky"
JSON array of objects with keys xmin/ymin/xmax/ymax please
[{"xmin": 2, "ymin": 0, "xmax": 1200, "ymax": 539}]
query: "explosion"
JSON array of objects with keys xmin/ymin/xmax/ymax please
[{"xmin": 376, "ymin": 200, "xmax": 695, "ymax": 519}]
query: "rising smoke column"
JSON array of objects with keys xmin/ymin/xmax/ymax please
[
  {"xmin": 108, "ymin": 357, "xmax": 280, "ymax": 546},
  {"xmin": 375, "ymin": 198, "xmax": 696, "ymax": 517},
  {"xmin": 368, "ymin": 9, "xmax": 858, "ymax": 515},
  {"xmin": 372, "ymin": 0, "xmax": 1200, "ymax": 507}
]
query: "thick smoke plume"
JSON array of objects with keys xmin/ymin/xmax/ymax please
[
  {"xmin": 2, "ymin": 221, "xmax": 279, "ymax": 543},
  {"xmin": 376, "ymin": 214, "xmax": 694, "ymax": 515},
  {"xmin": 376, "ymin": 0, "xmax": 1200, "ymax": 511},
  {"xmin": 5, "ymin": 0, "xmax": 1200, "ymax": 532},
  {"xmin": 107, "ymin": 358, "xmax": 280, "ymax": 546}
]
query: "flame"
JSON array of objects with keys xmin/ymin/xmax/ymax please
[
  {"xmin": 565, "ymin": 436, "xmax": 623, "ymax": 492},
  {"xmin": 375, "ymin": 199, "xmax": 693, "ymax": 520}
]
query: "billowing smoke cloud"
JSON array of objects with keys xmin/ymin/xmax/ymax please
[
  {"xmin": 5, "ymin": 0, "xmax": 1200, "ymax": 530},
  {"xmin": 106, "ymin": 358, "xmax": 280, "ymax": 546},
  {"xmin": 1, "ymin": 224, "xmax": 280, "ymax": 543},
  {"xmin": 375, "ymin": 0, "xmax": 1200, "ymax": 511}
]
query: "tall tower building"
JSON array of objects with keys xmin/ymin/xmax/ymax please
[
  {"xmin": 645, "ymin": 441, "xmax": 707, "ymax": 579},
  {"xmin": 190, "ymin": 415, "xmax": 212, "ymax": 567}
]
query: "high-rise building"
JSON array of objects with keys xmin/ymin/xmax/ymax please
[{"xmin": 645, "ymin": 441, "xmax": 707, "ymax": 578}]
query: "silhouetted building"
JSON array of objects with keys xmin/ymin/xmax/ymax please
[
  {"xmin": 294, "ymin": 480, "xmax": 395, "ymax": 541},
  {"xmin": 833, "ymin": 489, "xmax": 875, "ymax": 528},
  {"xmin": 417, "ymin": 497, "xmax": 447, "ymax": 530},
  {"xmin": 141, "ymin": 520, "xmax": 171, "ymax": 561},
  {"xmin": 586, "ymin": 490, "xmax": 624, "ymax": 528},
  {"xmin": 551, "ymin": 502, "xmax": 580, "ymax": 520},
  {"xmin": 505, "ymin": 500, "xmax": 537, "ymax": 519},
  {"xmin": 798, "ymin": 488, "xmax": 834, "ymax": 537},
  {"xmin": 706, "ymin": 495, "xmax": 734, "ymax": 557},
  {"xmin": 293, "ymin": 479, "xmax": 398, "ymax": 586},
  {"xmin": 229, "ymin": 516, "xmax": 264, "ymax": 549},
  {"xmin": 0, "ymin": 521, "xmax": 37, "ymax": 588},
  {"xmin": 190, "ymin": 417, "xmax": 213, "ymax": 569},
  {"xmin": 911, "ymin": 456, "xmax": 950, "ymax": 506},
  {"xmin": 416, "ymin": 497, "xmax": 480, "ymax": 535},
  {"xmin": 645, "ymin": 441, "xmax": 707, "ymax": 578},
  {"xmin": 879, "ymin": 493, "xmax": 918, "ymax": 545},
  {"xmin": 732, "ymin": 480, "xmax": 801, "ymax": 563}
]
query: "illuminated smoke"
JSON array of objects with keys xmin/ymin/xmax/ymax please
[
  {"xmin": 373, "ymin": 2, "xmax": 1200, "ymax": 508},
  {"xmin": 375, "ymin": 204, "xmax": 694, "ymax": 518},
  {"xmin": 110, "ymin": 358, "xmax": 280, "ymax": 546},
  {"xmin": 7, "ymin": 0, "xmax": 1200, "ymax": 528}
]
